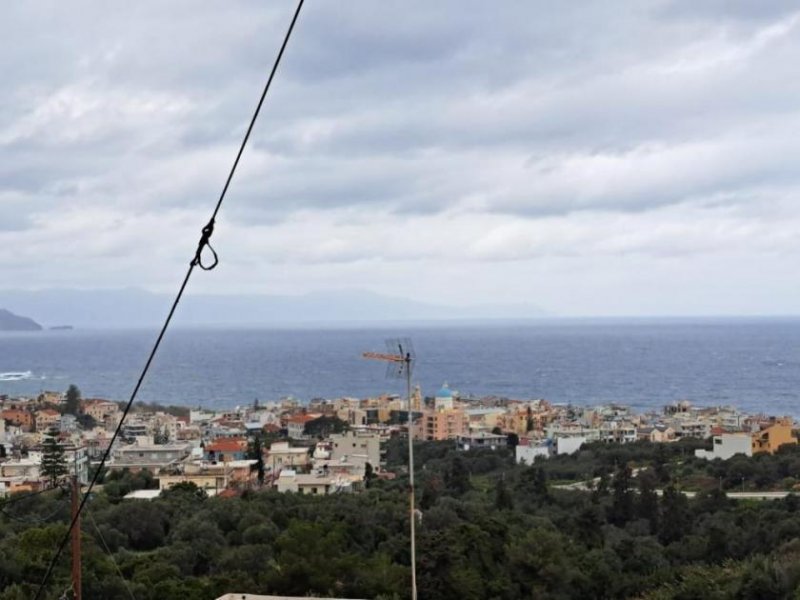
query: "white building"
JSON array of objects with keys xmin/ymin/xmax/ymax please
[
  {"xmin": 109, "ymin": 441, "xmax": 193, "ymax": 472},
  {"xmin": 599, "ymin": 422, "xmax": 637, "ymax": 444},
  {"xmin": 695, "ymin": 434, "xmax": 753, "ymax": 460},
  {"xmin": 433, "ymin": 383, "xmax": 455, "ymax": 411},
  {"xmin": 267, "ymin": 441, "xmax": 311, "ymax": 470},
  {"xmin": 0, "ymin": 455, "xmax": 41, "ymax": 496},
  {"xmin": 276, "ymin": 468, "xmax": 359, "ymax": 495},
  {"xmin": 190, "ymin": 409, "xmax": 215, "ymax": 424},
  {"xmin": 516, "ymin": 435, "xmax": 586, "ymax": 464},
  {"xmin": 457, "ymin": 432, "xmax": 507, "ymax": 451},
  {"xmin": 545, "ymin": 424, "xmax": 601, "ymax": 442},
  {"xmin": 674, "ymin": 419, "xmax": 711, "ymax": 439},
  {"xmin": 556, "ymin": 436, "xmax": 586, "ymax": 455},
  {"xmin": 516, "ymin": 440, "xmax": 551, "ymax": 464},
  {"xmin": 329, "ymin": 431, "xmax": 381, "ymax": 470}
]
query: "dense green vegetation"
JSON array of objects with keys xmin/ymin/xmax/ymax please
[
  {"xmin": 527, "ymin": 438, "xmax": 800, "ymax": 492},
  {"xmin": 4, "ymin": 440, "xmax": 800, "ymax": 598}
]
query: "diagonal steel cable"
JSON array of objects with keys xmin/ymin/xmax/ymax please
[{"xmin": 32, "ymin": 2, "xmax": 305, "ymax": 597}]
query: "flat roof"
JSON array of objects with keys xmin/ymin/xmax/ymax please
[
  {"xmin": 123, "ymin": 490, "xmax": 161, "ymax": 500},
  {"xmin": 217, "ymin": 595, "xmax": 364, "ymax": 600}
]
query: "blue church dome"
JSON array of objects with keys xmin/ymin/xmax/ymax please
[{"xmin": 436, "ymin": 383, "xmax": 453, "ymax": 398}]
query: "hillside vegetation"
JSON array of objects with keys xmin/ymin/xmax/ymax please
[{"xmin": 3, "ymin": 441, "xmax": 800, "ymax": 598}]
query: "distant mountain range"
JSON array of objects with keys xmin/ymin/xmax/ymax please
[
  {"xmin": 0, "ymin": 308, "xmax": 42, "ymax": 331},
  {"xmin": 0, "ymin": 288, "xmax": 547, "ymax": 329}
]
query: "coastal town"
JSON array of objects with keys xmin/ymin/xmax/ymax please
[{"xmin": 0, "ymin": 383, "xmax": 796, "ymax": 499}]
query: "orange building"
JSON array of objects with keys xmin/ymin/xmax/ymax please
[
  {"xmin": 204, "ymin": 438, "xmax": 249, "ymax": 462},
  {"xmin": 495, "ymin": 400, "xmax": 556, "ymax": 436},
  {"xmin": 1, "ymin": 409, "xmax": 33, "ymax": 432},
  {"xmin": 81, "ymin": 399, "xmax": 120, "ymax": 422},
  {"xmin": 34, "ymin": 408, "xmax": 60, "ymax": 432},
  {"xmin": 415, "ymin": 407, "xmax": 467, "ymax": 441},
  {"xmin": 752, "ymin": 418, "xmax": 797, "ymax": 454}
]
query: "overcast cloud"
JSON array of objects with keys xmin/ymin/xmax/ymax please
[{"xmin": 2, "ymin": 1, "xmax": 800, "ymax": 316}]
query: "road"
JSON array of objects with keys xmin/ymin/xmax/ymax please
[{"xmin": 554, "ymin": 477, "xmax": 793, "ymax": 500}]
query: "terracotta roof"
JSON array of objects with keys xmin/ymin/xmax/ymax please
[
  {"xmin": 82, "ymin": 399, "xmax": 116, "ymax": 406},
  {"xmin": 36, "ymin": 408, "xmax": 60, "ymax": 416},
  {"xmin": 207, "ymin": 438, "xmax": 248, "ymax": 453},
  {"xmin": 2, "ymin": 409, "xmax": 30, "ymax": 417},
  {"xmin": 287, "ymin": 414, "xmax": 317, "ymax": 424}
]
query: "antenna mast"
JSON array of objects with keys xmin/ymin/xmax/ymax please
[
  {"xmin": 71, "ymin": 475, "xmax": 81, "ymax": 600},
  {"xmin": 362, "ymin": 338, "xmax": 417, "ymax": 600}
]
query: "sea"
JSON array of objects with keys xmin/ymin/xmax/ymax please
[{"xmin": 1, "ymin": 318, "xmax": 799, "ymax": 416}]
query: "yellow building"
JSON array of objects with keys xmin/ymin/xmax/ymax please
[
  {"xmin": 752, "ymin": 418, "xmax": 797, "ymax": 454},
  {"xmin": 498, "ymin": 401, "xmax": 555, "ymax": 436}
]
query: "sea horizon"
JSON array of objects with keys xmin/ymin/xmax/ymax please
[{"xmin": 2, "ymin": 317, "xmax": 799, "ymax": 417}]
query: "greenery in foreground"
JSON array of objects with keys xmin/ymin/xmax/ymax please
[{"xmin": 4, "ymin": 441, "xmax": 800, "ymax": 598}]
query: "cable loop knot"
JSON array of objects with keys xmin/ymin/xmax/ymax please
[{"xmin": 191, "ymin": 218, "xmax": 219, "ymax": 270}]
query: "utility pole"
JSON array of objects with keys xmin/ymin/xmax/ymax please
[{"xmin": 71, "ymin": 475, "xmax": 81, "ymax": 600}]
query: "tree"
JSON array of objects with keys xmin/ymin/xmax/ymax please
[
  {"xmin": 659, "ymin": 484, "xmax": 690, "ymax": 545},
  {"xmin": 304, "ymin": 416, "xmax": 348, "ymax": 438},
  {"xmin": 364, "ymin": 462, "xmax": 376, "ymax": 488},
  {"xmin": 64, "ymin": 384, "xmax": 81, "ymax": 416},
  {"xmin": 506, "ymin": 433, "xmax": 519, "ymax": 451},
  {"xmin": 76, "ymin": 413, "xmax": 97, "ymax": 430},
  {"xmin": 534, "ymin": 467, "xmax": 549, "ymax": 501},
  {"xmin": 420, "ymin": 475, "xmax": 442, "ymax": 509},
  {"xmin": 526, "ymin": 406, "xmax": 534, "ymax": 432},
  {"xmin": 444, "ymin": 456, "xmax": 471, "ymax": 496},
  {"xmin": 636, "ymin": 470, "xmax": 660, "ymax": 534},
  {"xmin": 40, "ymin": 427, "xmax": 68, "ymax": 487},
  {"xmin": 653, "ymin": 443, "xmax": 670, "ymax": 484},
  {"xmin": 609, "ymin": 463, "xmax": 634, "ymax": 526},
  {"xmin": 248, "ymin": 436, "xmax": 265, "ymax": 485},
  {"xmin": 154, "ymin": 425, "xmax": 170, "ymax": 445},
  {"xmin": 494, "ymin": 477, "xmax": 514, "ymax": 510}
]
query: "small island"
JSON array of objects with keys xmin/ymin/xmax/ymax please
[
  {"xmin": 0, "ymin": 308, "xmax": 43, "ymax": 331},
  {"xmin": 49, "ymin": 325, "xmax": 74, "ymax": 331}
]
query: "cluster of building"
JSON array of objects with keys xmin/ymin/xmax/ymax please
[
  {"xmin": 0, "ymin": 386, "xmax": 795, "ymax": 497},
  {"xmin": 514, "ymin": 399, "xmax": 797, "ymax": 464},
  {"xmin": 0, "ymin": 392, "xmax": 389, "ymax": 498}
]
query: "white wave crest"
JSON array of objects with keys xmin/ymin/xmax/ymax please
[{"xmin": 0, "ymin": 371, "xmax": 33, "ymax": 382}]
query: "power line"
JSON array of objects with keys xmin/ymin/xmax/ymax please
[
  {"xmin": 32, "ymin": 2, "xmax": 305, "ymax": 597},
  {"xmin": 0, "ymin": 484, "xmax": 68, "ymax": 523},
  {"xmin": 0, "ymin": 497, "xmax": 68, "ymax": 524},
  {"xmin": 0, "ymin": 485, "xmax": 62, "ymax": 505},
  {"xmin": 86, "ymin": 508, "xmax": 137, "ymax": 600}
]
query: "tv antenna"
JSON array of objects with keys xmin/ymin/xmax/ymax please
[{"xmin": 362, "ymin": 337, "xmax": 417, "ymax": 600}]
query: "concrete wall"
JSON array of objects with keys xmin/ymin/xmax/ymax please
[{"xmin": 695, "ymin": 434, "xmax": 753, "ymax": 460}]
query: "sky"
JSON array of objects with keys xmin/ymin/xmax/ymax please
[{"xmin": 2, "ymin": 1, "xmax": 800, "ymax": 317}]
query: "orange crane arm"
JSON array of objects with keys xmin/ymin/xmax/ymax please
[{"xmin": 362, "ymin": 351, "xmax": 405, "ymax": 363}]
